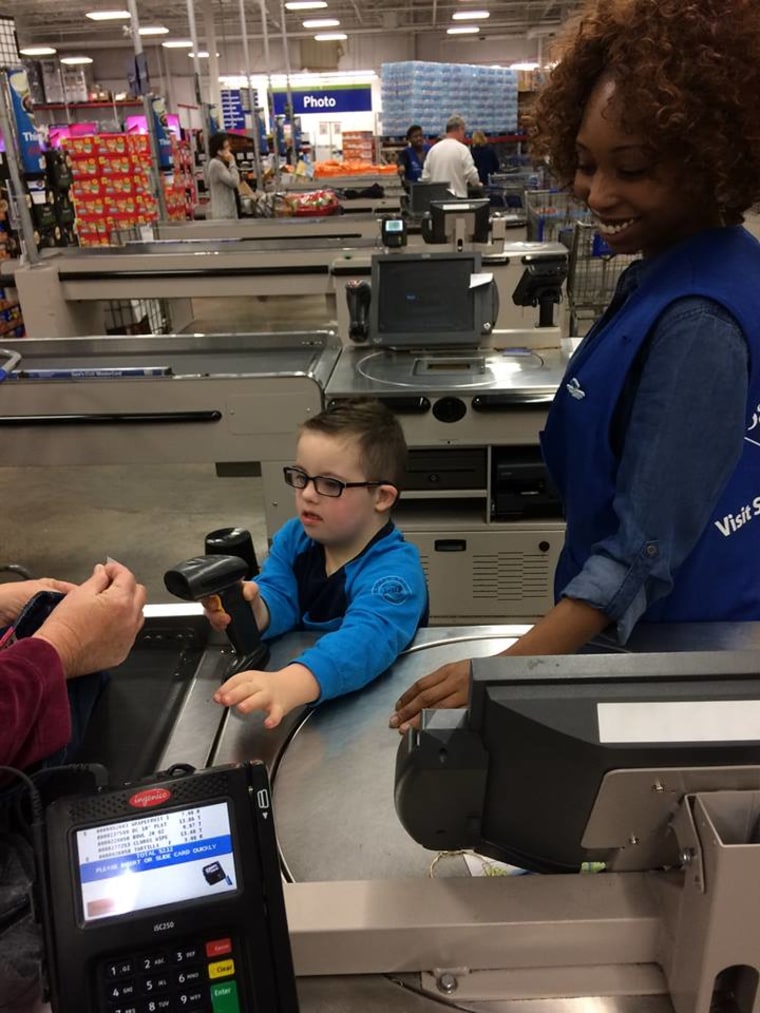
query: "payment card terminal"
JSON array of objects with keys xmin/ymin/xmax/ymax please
[{"xmin": 41, "ymin": 761, "xmax": 299, "ymax": 1013}]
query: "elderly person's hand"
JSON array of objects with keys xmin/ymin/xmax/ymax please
[
  {"xmin": 0, "ymin": 577, "xmax": 77, "ymax": 627},
  {"xmin": 32, "ymin": 562, "xmax": 146, "ymax": 678}
]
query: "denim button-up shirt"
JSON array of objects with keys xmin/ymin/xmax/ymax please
[{"xmin": 561, "ymin": 258, "xmax": 750, "ymax": 641}]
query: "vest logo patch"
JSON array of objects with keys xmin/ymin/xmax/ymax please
[
  {"xmin": 372, "ymin": 575, "xmax": 412, "ymax": 605},
  {"xmin": 714, "ymin": 497, "xmax": 760, "ymax": 537},
  {"xmin": 746, "ymin": 401, "xmax": 760, "ymax": 448},
  {"xmin": 566, "ymin": 377, "xmax": 586, "ymax": 400}
]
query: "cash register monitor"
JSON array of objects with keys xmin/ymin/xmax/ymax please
[
  {"xmin": 395, "ymin": 651, "xmax": 760, "ymax": 874},
  {"xmin": 408, "ymin": 181, "xmax": 453, "ymax": 217},
  {"xmin": 427, "ymin": 198, "xmax": 491, "ymax": 244},
  {"xmin": 369, "ymin": 251, "xmax": 496, "ymax": 347}
]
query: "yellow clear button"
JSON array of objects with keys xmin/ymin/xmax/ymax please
[{"xmin": 208, "ymin": 958, "xmax": 236, "ymax": 979}]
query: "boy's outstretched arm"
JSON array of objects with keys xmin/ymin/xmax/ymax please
[{"xmin": 213, "ymin": 663, "xmax": 319, "ymax": 729}]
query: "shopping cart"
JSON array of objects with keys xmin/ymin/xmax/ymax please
[
  {"xmin": 486, "ymin": 168, "xmax": 550, "ymax": 221},
  {"xmin": 525, "ymin": 190, "xmax": 591, "ymax": 242},
  {"xmin": 566, "ymin": 221, "xmax": 641, "ymax": 335}
]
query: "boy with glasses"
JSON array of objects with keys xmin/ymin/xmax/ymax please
[{"xmin": 204, "ymin": 398, "xmax": 428, "ymax": 728}]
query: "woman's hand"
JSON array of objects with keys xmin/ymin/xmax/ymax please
[{"xmin": 389, "ymin": 658, "xmax": 472, "ymax": 733}]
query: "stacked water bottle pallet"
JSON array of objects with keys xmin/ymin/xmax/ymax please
[{"xmin": 381, "ymin": 62, "xmax": 518, "ymax": 137}]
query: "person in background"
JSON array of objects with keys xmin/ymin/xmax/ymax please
[
  {"xmin": 206, "ymin": 132, "xmax": 241, "ymax": 220},
  {"xmin": 204, "ymin": 398, "xmax": 428, "ymax": 729},
  {"xmin": 391, "ymin": 0, "xmax": 760, "ymax": 731},
  {"xmin": 421, "ymin": 114, "xmax": 481, "ymax": 198},
  {"xmin": 1, "ymin": 562, "xmax": 146, "ymax": 770},
  {"xmin": 397, "ymin": 124, "xmax": 431, "ymax": 186},
  {"xmin": 471, "ymin": 130, "xmax": 501, "ymax": 186}
]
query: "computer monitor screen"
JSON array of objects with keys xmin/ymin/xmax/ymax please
[
  {"xmin": 408, "ymin": 181, "xmax": 453, "ymax": 217},
  {"xmin": 369, "ymin": 251, "xmax": 490, "ymax": 347},
  {"xmin": 395, "ymin": 650, "xmax": 760, "ymax": 873},
  {"xmin": 428, "ymin": 198, "xmax": 490, "ymax": 244}
]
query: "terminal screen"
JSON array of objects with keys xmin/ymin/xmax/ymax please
[
  {"xmin": 75, "ymin": 801, "xmax": 237, "ymax": 923},
  {"xmin": 377, "ymin": 257, "xmax": 474, "ymax": 335}
]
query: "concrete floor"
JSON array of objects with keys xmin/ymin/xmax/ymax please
[{"xmin": 0, "ymin": 463, "xmax": 268, "ymax": 603}]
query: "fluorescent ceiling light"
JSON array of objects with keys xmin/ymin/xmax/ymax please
[
  {"xmin": 447, "ymin": 25, "xmax": 479, "ymax": 34},
  {"xmin": 452, "ymin": 9, "xmax": 490, "ymax": 18},
  {"xmin": 314, "ymin": 32, "xmax": 347, "ymax": 40},
  {"xmin": 60, "ymin": 55, "xmax": 94, "ymax": 64},
  {"xmin": 139, "ymin": 26, "xmax": 169, "ymax": 36},
  {"xmin": 285, "ymin": 1, "xmax": 328, "ymax": 9},
  {"xmin": 303, "ymin": 17, "xmax": 340, "ymax": 27},
  {"xmin": 162, "ymin": 39, "xmax": 193, "ymax": 48},
  {"xmin": 20, "ymin": 45, "xmax": 57, "ymax": 55},
  {"xmin": 85, "ymin": 9, "xmax": 130, "ymax": 20},
  {"xmin": 188, "ymin": 51, "xmax": 220, "ymax": 58},
  {"xmin": 510, "ymin": 61, "xmax": 539, "ymax": 70}
]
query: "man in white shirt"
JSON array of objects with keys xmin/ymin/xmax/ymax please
[{"xmin": 421, "ymin": 115, "xmax": 482, "ymax": 198}]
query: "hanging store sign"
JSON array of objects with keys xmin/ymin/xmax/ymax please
[
  {"xmin": 221, "ymin": 89, "xmax": 246, "ymax": 130},
  {"xmin": 272, "ymin": 86, "xmax": 372, "ymax": 116}
]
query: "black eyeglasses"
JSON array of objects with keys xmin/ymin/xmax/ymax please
[{"xmin": 283, "ymin": 466, "xmax": 390, "ymax": 498}]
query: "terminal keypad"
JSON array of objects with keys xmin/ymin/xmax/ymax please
[{"xmin": 98, "ymin": 934, "xmax": 241, "ymax": 1013}]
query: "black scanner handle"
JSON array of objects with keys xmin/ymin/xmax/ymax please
[
  {"xmin": 346, "ymin": 279, "xmax": 371, "ymax": 342},
  {"xmin": 219, "ymin": 583, "xmax": 264, "ymax": 658}
]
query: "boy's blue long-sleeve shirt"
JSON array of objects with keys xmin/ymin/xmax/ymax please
[{"xmin": 254, "ymin": 518, "xmax": 428, "ymax": 701}]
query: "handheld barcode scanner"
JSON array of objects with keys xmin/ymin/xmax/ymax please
[
  {"xmin": 163, "ymin": 554, "xmax": 269, "ymax": 671},
  {"xmin": 41, "ymin": 761, "xmax": 299, "ymax": 1013}
]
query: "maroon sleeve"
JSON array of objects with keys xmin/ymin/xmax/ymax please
[{"xmin": 0, "ymin": 637, "xmax": 71, "ymax": 770}]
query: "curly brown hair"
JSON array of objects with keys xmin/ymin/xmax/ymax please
[{"xmin": 529, "ymin": 0, "xmax": 760, "ymax": 222}]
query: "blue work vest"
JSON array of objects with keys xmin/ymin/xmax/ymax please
[
  {"xmin": 401, "ymin": 145, "xmax": 428, "ymax": 182},
  {"xmin": 541, "ymin": 226, "xmax": 760, "ymax": 623}
]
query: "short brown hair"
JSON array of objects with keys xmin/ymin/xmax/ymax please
[
  {"xmin": 529, "ymin": 0, "xmax": 760, "ymax": 223},
  {"xmin": 301, "ymin": 398, "xmax": 408, "ymax": 489}
]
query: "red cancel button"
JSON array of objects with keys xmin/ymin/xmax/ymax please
[
  {"xmin": 128, "ymin": 788, "xmax": 172, "ymax": 809},
  {"xmin": 206, "ymin": 938, "xmax": 232, "ymax": 958}
]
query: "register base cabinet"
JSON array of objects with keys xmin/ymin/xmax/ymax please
[{"xmin": 396, "ymin": 445, "xmax": 564, "ymax": 623}]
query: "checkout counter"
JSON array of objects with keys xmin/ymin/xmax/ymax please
[
  {"xmin": 22, "ymin": 613, "xmax": 760, "ymax": 1013},
  {"xmin": 3, "ymin": 203, "xmax": 554, "ymax": 339},
  {"xmin": 5, "ymin": 222, "xmax": 759, "ymax": 1012}
]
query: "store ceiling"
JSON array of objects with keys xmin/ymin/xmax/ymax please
[{"xmin": 10, "ymin": 0, "xmax": 582, "ymax": 52}]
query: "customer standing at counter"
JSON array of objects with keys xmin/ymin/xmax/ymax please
[
  {"xmin": 391, "ymin": 0, "xmax": 760, "ymax": 730},
  {"xmin": 206, "ymin": 132, "xmax": 241, "ymax": 220},
  {"xmin": 421, "ymin": 114, "xmax": 481, "ymax": 198},
  {"xmin": 471, "ymin": 130, "xmax": 500, "ymax": 186}
]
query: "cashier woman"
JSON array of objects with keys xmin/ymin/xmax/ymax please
[{"xmin": 391, "ymin": 0, "xmax": 760, "ymax": 731}]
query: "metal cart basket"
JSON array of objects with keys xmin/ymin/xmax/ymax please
[
  {"xmin": 486, "ymin": 168, "xmax": 550, "ymax": 221},
  {"xmin": 526, "ymin": 189, "xmax": 591, "ymax": 242},
  {"xmin": 566, "ymin": 221, "xmax": 640, "ymax": 335}
]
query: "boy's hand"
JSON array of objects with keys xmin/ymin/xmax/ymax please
[
  {"xmin": 0, "ymin": 577, "xmax": 77, "ymax": 626},
  {"xmin": 202, "ymin": 580, "xmax": 269, "ymax": 634},
  {"xmin": 388, "ymin": 659, "xmax": 471, "ymax": 733},
  {"xmin": 214, "ymin": 662, "xmax": 319, "ymax": 729}
]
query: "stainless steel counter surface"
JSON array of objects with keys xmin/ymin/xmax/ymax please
[
  {"xmin": 325, "ymin": 344, "xmax": 568, "ymax": 398},
  {"xmin": 1, "ymin": 330, "xmax": 341, "ymax": 383},
  {"xmin": 210, "ymin": 621, "xmax": 760, "ymax": 886}
]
